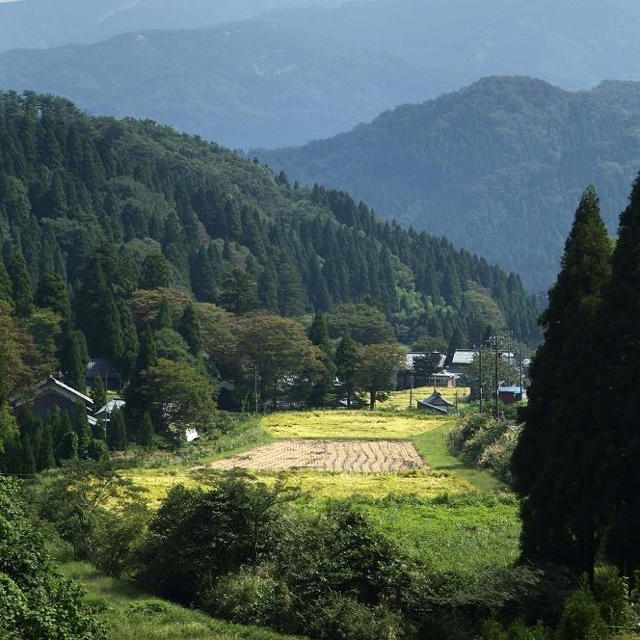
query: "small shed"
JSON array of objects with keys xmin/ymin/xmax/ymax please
[
  {"xmin": 417, "ymin": 391, "xmax": 455, "ymax": 415},
  {"xmin": 498, "ymin": 386, "xmax": 525, "ymax": 404}
]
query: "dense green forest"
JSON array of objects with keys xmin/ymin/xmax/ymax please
[
  {"xmin": 0, "ymin": 90, "xmax": 538, "ymax": 345},
  {"xmin": 257, "ymin": 76, "xmax": 640, "ymax": 290}
]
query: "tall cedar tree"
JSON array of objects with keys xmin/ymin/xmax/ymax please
[
  {"xmin": 107, "ymin": 408, "xmax": 127, "ymax": 451},
  {"xmin": 35, "ymin": 272, "xmax": 69, "ymax": 318},
  {"xmin": 335, "ymin": 333, "xmax": 359, "ymax": 407},
  {"xmin": 512, "ymin": 187, "xmax": 611, "ymax": 582},
  {"xmin": 307, "ymin": 311, "xmax": 336, "ymax": 406},
  {"xmin": 59, "ymin": 330, "xmax": 89, "ymax": 392},
  {"xmin": 598, "ymin": 174, "xmax": 640, "ymax": 581},
  {"xmin": 9, "ymin": 252, "xmax": 33, "ymax": 317},
  {"xmin": 178, "ymin": 302, "xmax": 202, "ymax": 356}
]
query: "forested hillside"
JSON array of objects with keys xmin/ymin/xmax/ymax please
[
  {"xmin": 257, "ymin": 77, "xmax": 640, "ymax": 290},
  {"xmin": 0, "ymin": 91, "xmax": 538, "ymax": 349}
]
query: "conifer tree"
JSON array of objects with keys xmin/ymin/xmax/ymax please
[
  {"xmin": 56, "ymin": 431, "xmax": 78, "ymax": 462},
  {"xmin": 335, "ymin": 333, "xmax": 359, "ymax": 407},
  {"xmin": 140, "ymin": 252, "xmax": 171, "ymax": 289},
  {"xmin": 9, "ymin": 251, "xmax": 33, "ymax": 317},
  {"xmin": 597, "ymin": 174, "xmax": 640, "ymax": 580},
  {"xmin": 107, "ymin": 408, "xmax": 127, "ymax": 451},
  {"xmin": 91, "ymin": 376, "xmax": 107, "ymax": 413},
  {"xmin": 140, "ymin": 412, "xmax": 154, "ymax": 450},
  {"xmin": 308, "ymin": 312, "xmax": 336, "ymax": 406},
  {"xmin": 60, "ymin": 329, "xmax": 89, "ymax": 391},
  {"xmin": 72, "ymin": 402, "xmax": 92, "ymax": 459},
  {"xmin": 178, "ymin": 302, "xmax": 202, "ymax": 356},
  {"xmin": 155, "ymin": 298, "xmax": 173, "ymax": 330},
  {"xmin": 35, "ymin": 272, "xmax": 69, "ymax": 318},
  {"xmin": 0, "ymin": 254, "xmax": 12, "ymax": 303},
  {"xmin": 512, "ymin": 187, "xmax": 611, "ymax": 582}
]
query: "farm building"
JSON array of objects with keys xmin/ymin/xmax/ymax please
[
  {"xmin": 417, "ymin": 391, "xmax": 455, "ymax": 415},
  {"xmin": 428, "ymin": 371, "xmax": 459, "ymax": 388},
  {"xmin": 12, "ymin": 375, "xmax": 97, "ymax": 426},
  {"xmin": 498, "ymin": 386, "xmax": 526, "ymax": 404},
  {"xmin": 398, "ymin": 351, "xmax": 446, "ymax": 389}
]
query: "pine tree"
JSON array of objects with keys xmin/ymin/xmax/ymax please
[
  {"xmin": 72, "ymin": 402, "xmax": 92, "ymax": 459},
  {"xmin": 107, "ymin": 408, "xmax": 127, "ymax": 451},
  {"xmin": 178, "ymin": 302, "xmax": 202, "ymax": 356},
  {"xmin": 512, "ymin": 187, "xmax": 612, "ymax": 582},
  {"xmin": 335, "ymin": 333, "xmax": 359, "ymax": 407},
  {"xmin": 37, "ymin": 423, "xmax": 56, "ymax": 470}
]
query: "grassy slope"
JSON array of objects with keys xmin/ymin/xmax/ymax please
[{"xmin": 61, "ymin": 562, "xmax": 305, "ymax": 640}]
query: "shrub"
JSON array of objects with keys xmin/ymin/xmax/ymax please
[{"xmin": 556, "ymin": 584, "xmax": 609, "ymax": 640}]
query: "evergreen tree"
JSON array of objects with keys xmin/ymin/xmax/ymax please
[
  {"xmin": 107, "ymin": 408, "xmax": 127, "ymax": 451},
  {"xmin": 35, "ymin": 272, "xmax": 69, "ymax": 318},
  {"xmin": 72, "ymin": 402, "xmax": 92, "ymax": 459},
  {"xmin": 597, "ymin": 174, "xmax": 640, "ymax": 580},
  {"xmin": 219, "ymin": 268, "xmax": 258, "ymax": 315},
  {"xmin": 335, "ymin": 333, "xmax": 359, "ymax": 407},
  {"xmin": 178, "ymin": 302, "xmax": 202, "ymax": 356},
  {"xmin": 140, "ymin": 252, "xmax": 171, "ymax": 289},
  {"xmin": 139, "ymin": 412, "xmax": 154, "ymax": 450},
  {"xmin": 512, "ymin": 187, "xmax": 612, "ymax": 582},
  {"xmin": 155, "ymin": 298, "xmax": 173, "ymax": 330},
  {"xmin": 308, "ymin": 312, "xmax": 336, "ymax": 407},
  {"xmin": 56, "ymin": 431, "xmax": 78, "ymax": 462},
  {"xmin": 8, "ymin": 252, "xmax": 33, "ymax": 317},
  {"xmin": 91, "ymin": 375, "xmax": 107, "ymax": 412},
  {"xmin": 59, "ymin": 329, "xmax": 89, "ymax": 391},
  {"xmin": 37, "ymin": 423, "xmax": 56, "ymax": 470},
  {"xmin": 0, "ymin": 254, "xmax": 12, "ymax": 303}
]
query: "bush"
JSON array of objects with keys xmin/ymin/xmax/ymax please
[
  {"xmin": 594, "ymin": 566, "xmax": 636, "ymax": 628},
  {"xmin": 556, "ymin": 584, "xmax": 609, "ymax": 640}
]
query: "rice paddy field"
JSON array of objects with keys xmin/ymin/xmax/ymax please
[{"xmin": 122, "ymin": 387, "xmax": 520, "ymax": 573}]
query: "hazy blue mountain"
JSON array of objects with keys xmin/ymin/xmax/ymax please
[
  {"xmin": 0, "ymin": 0, "xmax": 341, "ymax": 52},
  {"xmin": 0, "ymin": 21, "xmax": 435, "ymax": 149},
  {"xmin": 268, "ymin": 0, "xmax": 640, "ymax": 92},
  {"xmin": 255, "ymin": 77, "xmax": 640, "ymax": 291}
]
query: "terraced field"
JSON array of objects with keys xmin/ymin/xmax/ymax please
[{"xmin": 205, "ymin": 439, "xmax": 426, "ymax": 472}]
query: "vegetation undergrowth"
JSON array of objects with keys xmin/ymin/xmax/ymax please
[{"xmin": 60, "ymin": 562, "xmax": 305, "ymax": 640}]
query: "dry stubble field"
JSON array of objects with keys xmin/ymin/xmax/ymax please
[{"xmin": 205, "ymin": 439, "xmax": 426, "ymax": 472}]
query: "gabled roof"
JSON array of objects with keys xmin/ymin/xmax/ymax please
[
  {"xmin": 405, "ymin": 352, "xmax": 446, "ymax": 371},
  {"xmin": 498, "ymin": 386, "xmax": 523, "ymax": 394},
  {"xmin": 451, "ymin": 349, "xmax": 477, "ymax": 365},
  {"xmin": 95, "ymin": 398, "xmax": 126, "ymax": 416},
  {"xmin": 33, "ymin": 376, "xmax": 94, "ymax": 407}
]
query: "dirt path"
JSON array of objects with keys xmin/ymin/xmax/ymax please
[{"xmin": 204, "ymin": 440, "xmax": 426, "ymax": 473}]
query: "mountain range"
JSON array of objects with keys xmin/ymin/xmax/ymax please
[
  {"xmin": 2, "ymin": 0, "xmax": 640, "ymax": 149},
  {"xmin": 0, "ymin": 0, "xmax": 341, "ymax": 52},
  {"xmin": 256, "ymin": 77, "xmax": 640, "ymax": 290}
]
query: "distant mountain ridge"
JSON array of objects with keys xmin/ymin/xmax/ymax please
[
  {"xmin": 255, "ymin": 77, "xmax": 640, "ymax": 290},
  {"xmin": 0, "ymin": 0, "xmax": 341, "ymax": 52},
  {"xmin": 0, "ymin": 20, "xmax": 434, "ymax": 149},
  {"xmin": 3, "ymin": 0, "xmax": 640, "ymax": 150}
]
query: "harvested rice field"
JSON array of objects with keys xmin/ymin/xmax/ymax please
[
  {"xmin": 204, "ymin": 439, "xmax": 426, "ymax": 473},
  {"xmin": 263, "ymin": 410, "xmax": 454, "ymax": 440}
]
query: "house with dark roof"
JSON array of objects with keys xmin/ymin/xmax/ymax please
[
  {"xmin": 417, "ymin": 391, "xmax": 455, "ymax": 415},
  {"xmin": 13, "ymin": 376, "xmax": 96, "ymax": 426}
]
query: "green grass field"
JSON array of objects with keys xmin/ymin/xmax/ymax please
[{"xmin": 60, "ymin": 562, "xmax": 304, "ymax": 640}]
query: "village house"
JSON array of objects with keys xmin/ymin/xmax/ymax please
[
  {"xmin": 12, "ymin": 375, "xmax": 97, "ymax": 427},
  {"xmin": 498, "ymin": 385, "xmax": 526, "ymax": 404},
  {"xmin": 417, "ymin": 391, "xmax": 455, "ymax": 415}
]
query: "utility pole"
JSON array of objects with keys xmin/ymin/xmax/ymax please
[
  {"xmin": 409, "ymin": 382, "xmax": 413, "ymax": 410},
  {"xmin": 254, "ymin": 366, "xmax": 259, "ymax": 414},
  {"xmin": 478, "ymin": 344, "xmax": 483, "ymax": 413},
  {"xmin": 494, "ymin": 335, "xmax": 499, "ymax": 419}
]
